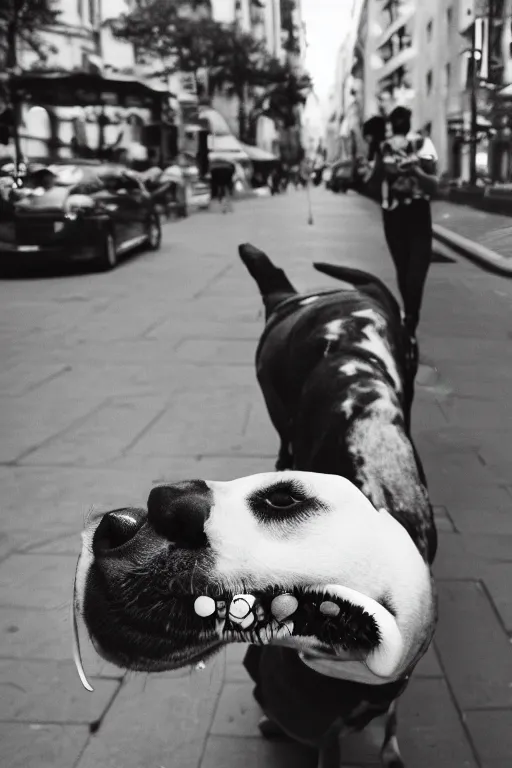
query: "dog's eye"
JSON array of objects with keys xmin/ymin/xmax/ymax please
[{"xmin": 264, "ymin": 492, "xmax": 301, "ymax": 509}]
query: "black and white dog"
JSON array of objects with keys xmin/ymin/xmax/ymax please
[
  {"xmin": 238, "ymin": 243, "xmax": 438, "ymax": 765},
  {"xmin": 74, "ymin": 472, "xmax": 436, "ymax": 768},
  {"xmin": 73, "ymin": 245, "xmax": 437, "ymax": 768}
]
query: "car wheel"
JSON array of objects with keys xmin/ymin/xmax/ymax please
[
  {"xmin": 94, "ymin": 230, "xmax": 117, "ymax": 272},
  {"xmin": 146, "ymin": 212, "xmax": 162, "ymax": 250}
]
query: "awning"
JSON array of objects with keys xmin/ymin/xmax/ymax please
[
  {"xmin": 11, "ymin": 70, "xmax": 171, "ymax": 110},
  {"xmin": 208, "ymin": 134, "xmax": 250, "ymax": 162},
  {"xmin": 239, "ymin": 143, "xmax": 278, "ymax": 162}
]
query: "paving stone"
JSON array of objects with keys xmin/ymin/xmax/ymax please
[
  {"xmin": 0, "ymin": 659, "xmax": 119, "ymax": 724},
  {"xmin": 413, "ymin": 642, "xmax": 444, "ymax": 677},
  {"xmin": 225, "ymin": 643, "xmax": 252, "ymax": 683},
  {"xmin": 464, "ymin": 710, "xmax": 512, "ymax": 766},
  {"xmin": 174, "ymin": 338, "xmax": 256, "ymax": 365},
  {"xmin": 482, "ymin": 564, "xmax": 512, "ymax": 633},
  {"xmin": 433, "ymin": 533, "xmax": 512, "ymax": 580},
  {"xmin": 0, "ymin": 362, "xmax": 71, "ymax": 397},
  {"xmin": 0, "ymin": 723, "xmax": 89, "ymax": 768},
  {"xmin": 390, "ymin": 678, "xmax": 477, "ymax": 768},
  {"xmin": 147, "ymin": 319, "xmax": 262, "ymax": 341},
  {"xmin": 446, "ymin": 505, "xmax": 512, "ymax": 535},
  {"xmin": 76, "ymin": 656, "xmax": 224, "ymax": 768},
  {"xmin": 0, "ymin": 554, "xmax": 77, "ymax": 610},
  {"xmin": 21, "ymin": 395, "xmax": 169, "ymax": 467},
  {"xmin": 210, "ymin": 681, "xmax": 260, "ymax": 737},
  {"xmin": 433, "ymin": 506, "xmax": 456, "ymax": 533},
  {"xmin": 125, "ymin": 389, "xmax": 253, "ymax": 457},
  {"xmin": 201, "ymin": 735, "xmax": 317, "ymax": 768},
  {"xmin": 0, "ymin": 606, "xmax": 122, "ymax": 678},
  {"xmin": 0, "ymin": 392, "xmax": 106, "ymax": 464},
  {"xmin": 435, "ymin": 581, "xmax": 512, "ymax": 708}
]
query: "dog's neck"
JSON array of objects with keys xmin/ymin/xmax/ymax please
[{"xmin": 346, "ymin": 398, "xmax": 431, "ymax": 557}]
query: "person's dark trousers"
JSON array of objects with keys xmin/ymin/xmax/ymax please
[{"xmin": 382, "ymin": 198, "xmax": 432, "ymax": 336}]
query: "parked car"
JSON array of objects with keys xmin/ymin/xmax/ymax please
[
  {"xmin": 0, "ymin": 160, "xmax": 161, "ymax": 271},
  {"xmin": 327, "ymin": 159, "xmax": 356, "ymax": 193}
]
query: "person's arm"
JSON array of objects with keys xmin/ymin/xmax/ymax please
[
  {"xmin": 412, "ymin": 137, "xmax": 439, "ymax": 194},
  {"xmin": 412, "ymin": 164, "xmax": 439, "ymax": 195}
]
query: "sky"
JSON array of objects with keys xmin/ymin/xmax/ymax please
[{"xmin": 301, "ymin": 0, "xmax": 353, "ymax": 115}]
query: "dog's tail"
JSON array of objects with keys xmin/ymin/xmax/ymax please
[
  {"xmin": 313, "ymin": 263, "xmax": 401, "ymax": 320},
  {"xmin": 239, "ymin": 243, "xmax": 298, "ymax": 316}
]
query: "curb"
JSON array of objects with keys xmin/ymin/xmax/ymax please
[{"xmin": 433, "ymin": 224, "xmax": 512, "ymax": 277}]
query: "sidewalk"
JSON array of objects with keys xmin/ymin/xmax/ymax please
[
  {"xmin": 0, "ymin": 189, "xmax": 511, "ymax": 768},
  {"xmin": 432, "ymin": 200, "xmax": 512, "ymax": 274}
]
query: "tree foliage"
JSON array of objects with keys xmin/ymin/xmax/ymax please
[
  {"xmin": 110, "ymin": 0, "xmax": 312, "ymax": 138},
  {"xmin": 0, "ymin": 0, "xmax": 60, "ymax": 70},
  {"xmin": 251, "ymin": 61, "xmax": 312, "ymax": 129},
  {"xmin": 108, "ymin": 0, "xmax": 223, "ymax": 77}
]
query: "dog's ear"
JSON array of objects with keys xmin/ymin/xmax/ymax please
[{"xmin": 239, "ymin": 243, "xmax": 297, "ymax": 316}]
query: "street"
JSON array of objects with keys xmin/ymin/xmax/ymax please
[{"xmin": 1, "ymin": 188, "xmax": 512, "ymax": 768}]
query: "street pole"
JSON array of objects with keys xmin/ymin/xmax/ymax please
[
  {"xmin": 7, "ymin": 0, "xmax": 23, "ymax": 174},
  {"xmin": 469, "ymin": 22, "xmax": 479, "ymax": 186}
]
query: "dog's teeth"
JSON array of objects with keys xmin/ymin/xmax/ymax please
[
  {"xmin": 229, "ymin": 594, "xmax": 256, "ymax": 628},
  {"xmin": 194, "ymin": 596, "xmax": 216, "ymax": 618},
  {"xmin": 319, "ymin": 600, "xmax": 340, "ymax": 617},
  {"xmin": 275, "ymin": 619, "xmax": 294, "ymax": 638},
  {"xmin": 271, "ymin": 593, "xmax": 299, "ymax": 621}
]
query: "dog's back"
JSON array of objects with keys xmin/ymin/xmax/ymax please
[{"xmin": 239, "ymin": 243, "xmax": 436, "ymax": 564}]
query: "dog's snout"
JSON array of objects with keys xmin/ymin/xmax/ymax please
[
  {"xmin": 147, "ymin": 481, "xmax": 212, "ymax": 549},
  {"xmin": 92, "ymin": 508, "xmax": 146, "ymax": 556}
]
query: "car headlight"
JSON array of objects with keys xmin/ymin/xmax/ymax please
[{"xmin": 65, "ymin": 194, "xmax": 95, "ymax": 219}]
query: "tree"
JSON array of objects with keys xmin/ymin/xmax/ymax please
[
  {"xmin": 0, "ymin": 0, "xmax": 59, "ymax": 70},
  {"xmin": 110, "ymin": 0, "xmax": 275, "ymax": 141},
  {"xmin": 207, "ymin": 26, "xmax": 276, "ymax": 141},
  {"xmin": 108, "ymin": 0, "xmax": 225, "ymax": 94},
  {"xmin": 248, "ymin": 60, "xmax": 312, "ymax": 134},
  {"xmin": 0, "ymin": 1, "xmax": 60, "ymax": 167}
]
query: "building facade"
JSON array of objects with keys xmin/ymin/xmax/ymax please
[{"xmin": 330, "ymin": 0, "xmax": 512, "ymax": 181}]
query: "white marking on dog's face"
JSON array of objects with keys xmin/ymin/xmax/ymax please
[{"xmin": 351, "ymin": 309, "xmax": 401, "ymax": 392}]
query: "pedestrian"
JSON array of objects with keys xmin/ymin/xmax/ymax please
[
  {"xmin": 210, "ymin": 159, "xmax": 235, "ymax": 213},
  {"xmin": 378, "ymin": 106, "xmax": 438, "ymax": 345}
]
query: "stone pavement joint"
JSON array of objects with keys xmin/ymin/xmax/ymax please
[{"xmin": 1, "ymin": 189, "xmax": 512, "ymax": 767}]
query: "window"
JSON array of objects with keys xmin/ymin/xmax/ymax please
[
  {"xmin": 426, "ymin": 20, "xmax": 433, "ymax": 41},
  {"xmin": 426, "ymin": 70, "xmax": 433, "ymax": 94},
  {"xmin": 444, "ymin": 62, "xmax": 451, "ymax": 92}
]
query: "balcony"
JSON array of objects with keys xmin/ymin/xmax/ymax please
[
  {"xmin": 376, "ymin": 4, "xmax": 415, "ymax": 50},
  {"xmin": 377, "ymin": 45, "xmax": 416, "ymax": 82}
]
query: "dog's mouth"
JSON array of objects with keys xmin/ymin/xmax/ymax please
[{"xmin": 74, "ymin": 562, "xmax": 403, "ymax": 691}]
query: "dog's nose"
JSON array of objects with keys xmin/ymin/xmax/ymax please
[
  {"xmin": 92, "ymin": 508, "xmax": 146, "ymax": 556},
  {"xmin": 147, "ymin": 481, "xmax": 212, "ymax": 548}
]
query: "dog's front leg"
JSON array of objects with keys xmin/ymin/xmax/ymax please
[{"xmin": 380, "ymin": 700, "xmax": 404, "ymax": 768}]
